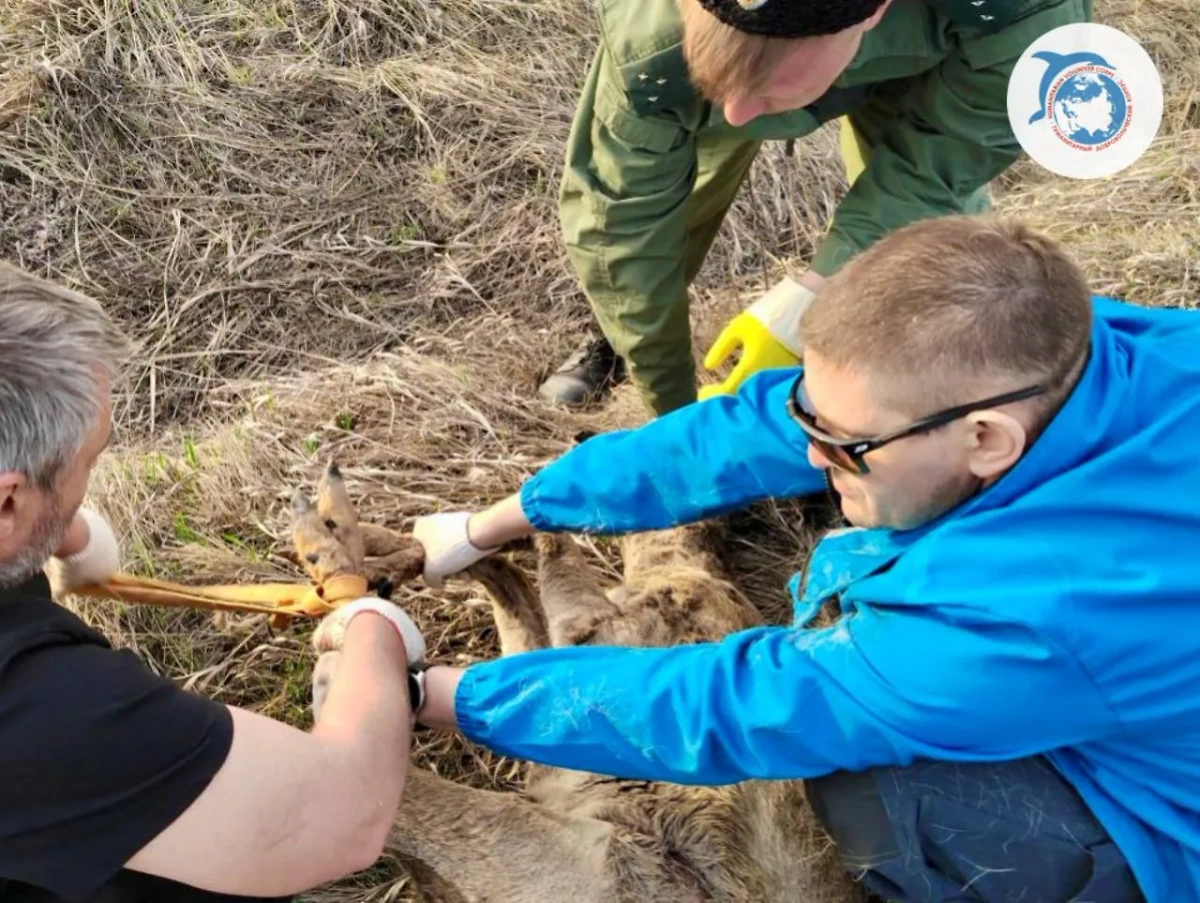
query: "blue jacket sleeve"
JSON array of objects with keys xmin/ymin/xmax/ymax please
[
  {"xmin": 454, "ymin": 602, "xmax": 1117, "ymax": 784},
  {"xmin": 520, "ymin": 367, "xmax": 827, "ymax": 534}
]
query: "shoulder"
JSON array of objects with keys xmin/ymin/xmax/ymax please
[
  {"xmin": 926, "ymin": 0, "xmax": 1092, "ymax": 69},
  {"xmin": 0, "ymin": 573, "xmax": 112, "ymax": 668},
  {"xmin": 594, "ymin": 0, "xmax": 701, "ymax": 120},
  {"xmin": 925, "ymin": 0, "xmax": 1090, "ymax": 32},
  {"xmin": 1094, "ymin": 295, "xmax": 1200, "ymax": 342},
  {"xmin": 0, "ymin": 636, "xmax": 234, "ymax": 897},
  {"xmin": 0, "ymin": 574, "xmax": 229, "ymax": 752}
]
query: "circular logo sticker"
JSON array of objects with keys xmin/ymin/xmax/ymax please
[{"xmin": 1007, "ymin": 22, "xmax": 1163, "ymax": 180}]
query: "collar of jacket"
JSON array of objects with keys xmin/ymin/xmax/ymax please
[{"xmin": 791, "ymin": 297, "xmax": 1123, "ymax": 617}]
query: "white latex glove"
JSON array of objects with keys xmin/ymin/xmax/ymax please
[
  {"xmin": 312, "ymin": 596, "xmax": 426, "ymax": 663},
  {"xmin": 411, "ymin": 511, "xmax": 499, "ymax": 589},
  {"xmin": 51, "ymin": 506, "xmax": 121, "ymax": 591}
]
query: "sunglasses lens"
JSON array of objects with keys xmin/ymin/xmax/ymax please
[
  {"xmin": 815, "ymin": 438, "xmax": 861, "ymax": 474},
  {"xmin": 789, "ymin": 376, "xmax": 866, "ymax": 474}
]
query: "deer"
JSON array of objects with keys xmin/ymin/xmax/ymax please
[{"xmin": 290, "ymin": 463, "xmax": 863, "ymax": 903}]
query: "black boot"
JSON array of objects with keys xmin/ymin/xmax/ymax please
[{"xmin": 538, "ymin": 334, "xmax": 627, "ymax": 406}]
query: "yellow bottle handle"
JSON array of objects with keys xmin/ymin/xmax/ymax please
[{"xmin": 699, "ymin": 314, "xmax": 800, "ymax": 400}]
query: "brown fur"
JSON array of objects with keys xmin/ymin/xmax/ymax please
[{"xmin": 291, "ymin": 464, "xmax": 861, "ymax": 903}]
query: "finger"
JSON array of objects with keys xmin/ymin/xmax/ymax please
[
  {"xmin": 311, "ymin": 616, "xmax": 344, "ymax": 653},
  {"xmin": 423, "ymin": 565, "xmax": 445, "ymax": 590},
  {"xmin": 702, "ymin": 325, "xmax": 743, "ymax": 372}
]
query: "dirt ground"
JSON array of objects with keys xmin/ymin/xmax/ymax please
[{"xmin": 1, "ymin": 0, "xmax": 1197, "ymax": 899}]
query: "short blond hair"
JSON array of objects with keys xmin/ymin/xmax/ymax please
[
  {"xmin": 676, "ymin": 0, "xmax": 795, "ymax": 102},
  {"xmin": 800, "ymin": 216, "xmax": 1093, "ymax": 418}
]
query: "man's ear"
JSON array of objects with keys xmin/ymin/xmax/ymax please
[
  {"xmin": 0, "ymin": 472, "xmax": 26, "ymax": 544},
  {"xmin": 964, "ymin": 411, "xmax": 1027, "ymax": 482}
]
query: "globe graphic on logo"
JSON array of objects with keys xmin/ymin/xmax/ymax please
[{"xmin": 1051, "ymin": 72, "xmax": 1127, "ymax": 145}]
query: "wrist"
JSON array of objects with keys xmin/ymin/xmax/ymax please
[
  {"xmin": 415, "ymin": 664, "xmax": 465, "ymax": 732},
  {"xmin": 345, "ymin": 611, "xmax": 410, "ymax": 669},
  {"xmin": 318, "ymin": 598, "xmax": 427, "ymax": 663},
  {"xmin": 464, "ymin": 513, "xmax": 492, "ymax": 551},
  {"xmin": 466, "ymin": 494, "xmax": 531, "ymax": 550},
  {"xmin": 745, "ymin": 278, "xmax": 816, "ymax": 357}
]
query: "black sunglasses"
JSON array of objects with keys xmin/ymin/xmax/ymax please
[{"xmin": 786, "ymin": 372, "xmax": 1047, "ymax": 475}]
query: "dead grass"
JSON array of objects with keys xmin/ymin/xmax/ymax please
[{"xmin": 1, "ymin": 0, "xmax": 1197, "ymax": 899}]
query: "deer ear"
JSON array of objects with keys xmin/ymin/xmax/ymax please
[
  {"xmin": 291, "ymin": 488, "xmax": 313, "ymax": 518},
  {"xmin": 317, "ymin": 461, "xmax": 355, "ymax": 516}
]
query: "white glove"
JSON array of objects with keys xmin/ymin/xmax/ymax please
[
  {"xmin": 52, "ymin": 506, "xmax": 121, "ymax": 591},
  {"xmin": 312, "ymin": 596, "xmax": 426, "ymax": 663},
  {"xmin": 411, "ymin": 511, "xmax": 499, "ymax": 589}
]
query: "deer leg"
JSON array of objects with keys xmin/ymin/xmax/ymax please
[
  {"xmin": 358, "ymin": 522, "xmax": 426, "ymax": 587},
  {"xmin": 464, "ymin": 558, "xmax": 550, "ymax": 655},
  {"xmin": 359, "ymin": 522, "xmax": 408, "ymax": 556},
  {"xmin": 620, "ymin": 521, "xmax": 732, "ymax": 584},
  {"xmin": 534, "ymin": 534, "xmax": 622, "ymax": 647},
  {"xmin": 388, "ymin": 768, "xmax": 617, "ymax": 903}
]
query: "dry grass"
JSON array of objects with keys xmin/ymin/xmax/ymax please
[{"xmin": 1, "ymin": 0, "xmax": 1197, "ymax": 899}]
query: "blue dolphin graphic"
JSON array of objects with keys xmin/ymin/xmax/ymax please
[{"xmin": 1027, "ymin": 50, "xmax": 1115, "ymax": 124}]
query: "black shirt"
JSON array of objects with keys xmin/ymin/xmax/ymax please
[{"xmin": 0, "ymin": 572, "xmax": 287, "ymax": 903}]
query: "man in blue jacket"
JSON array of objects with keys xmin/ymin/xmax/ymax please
[{"xmin": 399, "ymin": 215, "xmax": 1199, "ymax": 902}]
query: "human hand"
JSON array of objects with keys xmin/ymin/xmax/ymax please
[
  {"xmin": 411, "ymin": 511, "xmax": 499, "ymax": 589},
  {"xmin": 48, "ymin": 506, "xmax": 121, "ymax": 593},
  {"xmin": 312, "ymin": 596, "xmax": 426, "ymax": 663},
  {"xmin": 698, "ymin": 276, "xmax": 813, "ymax": 400}
]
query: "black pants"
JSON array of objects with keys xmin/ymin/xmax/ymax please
[{"xmin": 805, "ymin": 757, "xmax": 1143, "ymax": 903}]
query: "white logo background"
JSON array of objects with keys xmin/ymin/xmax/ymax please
[{"xmin": 1007, "ymin": 23, "xmax": 1163, "ymax": 180}]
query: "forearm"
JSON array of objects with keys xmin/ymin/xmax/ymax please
[
  {"xmin": 125, "ymin": 617, "xmax": 413, "ymax": 895},
  {"xmin": 466, "ymin": 494, "xmax": 532, "ymax": 550},
  {"xmin": 518, "ymin": 368, "xmax": 826, "ymax": 534},
  {"xmin": 443, "ymin": 631, "xmax": 869, "ymax": 784},
  {"xmin": 443, "ymin": 610, "xmax": 1114, "ymax": 786},
  {"xmin": 313, "ymin": 614, "xmax": 412, "ymax": 784}
]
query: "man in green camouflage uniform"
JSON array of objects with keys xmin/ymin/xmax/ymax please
[{"xmin": 538, "ymin": 0, "xmax": 1093, "ymax": 416}]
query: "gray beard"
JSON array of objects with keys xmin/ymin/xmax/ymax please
[{"xmin": 0, "ymin": 492, "xmax": 73, "ymax": 590}]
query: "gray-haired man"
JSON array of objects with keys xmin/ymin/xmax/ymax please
[{"xmin": 0, "ymin": 265, "xmax": 424, "ymax": 902}]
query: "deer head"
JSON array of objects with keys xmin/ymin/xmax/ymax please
[{"xmin": 290, "ymin": 462, "xmax": 366, "ymax": 584}]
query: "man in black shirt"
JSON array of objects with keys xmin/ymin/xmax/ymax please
[{"xmin": 0, "ymin": 263, "xmax": 426, "ymax": 900}]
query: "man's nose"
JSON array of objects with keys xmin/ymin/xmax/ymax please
[{"xmin": 723, "ymin": 96, "xmax": 765, "ymax": 127}]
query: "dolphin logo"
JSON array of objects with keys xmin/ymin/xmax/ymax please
[{"xmin": 1027, "ymin": 50, "xmax": 1115, "ymax": 124}]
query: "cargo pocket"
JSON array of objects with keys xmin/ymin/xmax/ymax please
[{"xmin": 589, "ymin": 73, "xmax": 693, "ymax": 202}]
